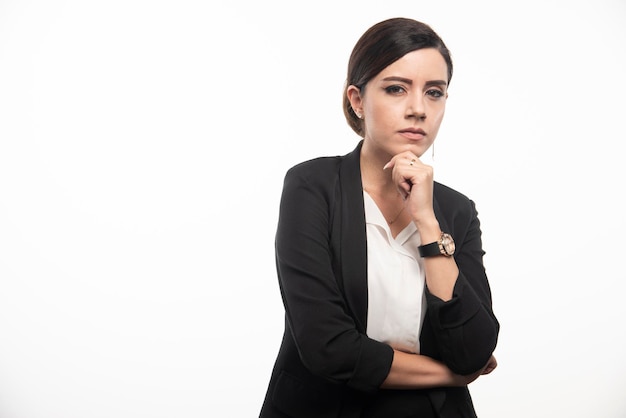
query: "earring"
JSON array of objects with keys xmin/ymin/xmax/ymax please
[{"xmin": 431, "ymin": 143, "xmax": 435, "ymax": 160}]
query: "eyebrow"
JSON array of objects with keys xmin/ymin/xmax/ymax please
[{"xmin": 382, "ymin": 76, "xmax": 448, "ymax": 87}]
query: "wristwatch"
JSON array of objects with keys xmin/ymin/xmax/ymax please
[{"xmin": 418, "ymin": 232, "xmax": 455, "ymax": 257}]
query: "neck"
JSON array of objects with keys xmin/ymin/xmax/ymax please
[{"xmin": 360, "ymin": 146, "xmax": 394, "ymax": 194}]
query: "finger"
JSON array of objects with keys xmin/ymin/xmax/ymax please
[
  {"xmin": 481, "ymin": 357, "xmax": 498, "ymax": 375},
  {"xmin": 399, "ymin": 180, "xmax": 412, "ymax": 198},
  {"xmin": 384, "ymin": 153, "xmax": 419, "ymax": 170},
  {"xmin": 482, "ymin": 367, "xmax": 495, "ymax": 375}
]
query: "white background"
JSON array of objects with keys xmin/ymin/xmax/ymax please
[{"xmin": 1, "ymin": 0, "xmax": 625, "ymax": 417}]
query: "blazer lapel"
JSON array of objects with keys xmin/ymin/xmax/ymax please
[{"xmin": 338, "ymin": 141, "xmax": 369, "ymax": 333}]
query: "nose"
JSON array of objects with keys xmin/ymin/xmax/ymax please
[{"xmin": 407, "ymin": 93, "xmax": 426, "ymax": 120}]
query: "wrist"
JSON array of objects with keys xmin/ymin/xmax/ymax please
[
  {"xmin": 414, "ymin": 219, "xmax": 441, "ymax": 242},
  {"xmin": 418, "ymin": 231, "xmax": 456, "ymax": 258}
]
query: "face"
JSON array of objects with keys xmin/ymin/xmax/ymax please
[{"xmin": 348, "ymin": 48, "xmax": 449, "ymax": 159}]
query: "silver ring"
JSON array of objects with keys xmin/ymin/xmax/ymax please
[{"xmin": 409, "ymin": 159, "xmax": 416, "ymax": 166}]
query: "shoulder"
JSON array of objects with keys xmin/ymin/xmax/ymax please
[
  {"xmin": 286, "ymin": 155, "xmax": 342, "ymax": 179},
  {"xmin": 433, "ymin": 181, "xmax": 471, "ymax": 204},
  {"xmin": 278, "ymin": 156, "xmax": 344, "ymax": 206},
  {"xmin": 285, "ymin": 141, "xmax": 361, "ymax": 179},
  {"xmin": 433, "ymin": 181, "xmax": 477, "ymax": 218},
  {"xmin": 283, "ymin": 148, "xmax": 354, "ymax": 188}
]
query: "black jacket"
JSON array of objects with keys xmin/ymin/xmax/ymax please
[{"xmin": 260, "ymin": 142, "xmax": 499, "ymax": 417}]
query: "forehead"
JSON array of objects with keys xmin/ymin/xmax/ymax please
[{"xmin": 376, "ymin": 48, "xmax": 448, "ymax": 81}]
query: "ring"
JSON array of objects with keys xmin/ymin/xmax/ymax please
[{"xmin": 409, "ymin": 159, "xmax": 416, "ymax": 166}]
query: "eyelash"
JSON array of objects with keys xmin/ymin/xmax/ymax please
[
  {"xmin": 384, "ymin": 85, "xmax": 444, "ymax": 98},
  {"xmin": 385, "ymin": 85, "xmax": 406, "ymax": 95},
  {"xmin": 426, "ymin": 89, "xmax": 444, "ymax": 98}
]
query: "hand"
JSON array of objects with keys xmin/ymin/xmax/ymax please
[
  {"xmin": 383, "ymin": 152, "xmax": 436, "ymax": 227},
  {"xmin": 480, "ymin": 355, "xmax": 498, "ymax": 375},
  {"xmin": 450, "ymin": 355, "xmax": 498, "ymax": 386}
]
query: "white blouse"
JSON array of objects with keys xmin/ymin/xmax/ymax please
[{"xmin": 363, "ymin": 191, "xmax": 427, "ymax": 354}]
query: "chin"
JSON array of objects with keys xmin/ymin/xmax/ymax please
[{"xmin": 399, "ymin": 142, "xmax": 428, "ymax": 158}]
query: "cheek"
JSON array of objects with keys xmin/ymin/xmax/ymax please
[
  {"xmin": 363, "ymin": 105, "xmax": 383, "ymax": 131},
  {"xmin": 426, "ymin": 108, "xmax": 446, "ymax": 138},
  {"xmin": 430, "ymin": 105, "xmax": 446, "ymax": 126},
  {"xmin": 370, "ymin": 101, "xmax": 400, "ymax": 124}
]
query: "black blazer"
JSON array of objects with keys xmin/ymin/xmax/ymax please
[{"xmin": 260, "ymin": 142, "xmax": 499, "ymax": 418}]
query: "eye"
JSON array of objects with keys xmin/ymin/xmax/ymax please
[
  {"xmin": 426, "ymin": 89, "xmax": 444, "ymax": 98},
  {"xmin": 384, "ymin": 85, "xmax": 407, "ymax": 95}
]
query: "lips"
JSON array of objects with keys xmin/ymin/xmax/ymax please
[{"xmin": 398, "ymin": 128, "xmax": 426, "ymax": 140}]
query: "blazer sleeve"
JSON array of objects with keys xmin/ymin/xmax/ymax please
[
  {"xmin": 274, "ymin": 161, "xmax": 393, "ymax": 393},
  {"xmin": 425, "ymin": 193, "xmax": 500, "ymax": 375}
]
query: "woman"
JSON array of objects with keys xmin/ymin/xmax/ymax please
[{"xmin": 260, "ymin": 17, "xmax": 499, "ymax": 418}]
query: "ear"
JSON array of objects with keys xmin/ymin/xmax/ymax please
[{"xmin": 346, "ymin": 85, "xmax": 363, "ymax": 115}]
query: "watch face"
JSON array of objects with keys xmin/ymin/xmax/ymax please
[{"xmin": 441, "ymin": 233, "xmax": 455, "ymax": 255}]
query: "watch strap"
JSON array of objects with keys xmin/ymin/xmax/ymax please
[{"xmin": 418, "ymin": 241, "xmax": 441, "ymax": 257}]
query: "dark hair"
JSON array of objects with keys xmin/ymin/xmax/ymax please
[{"xmin": 343, "ymin": 18, "xmax": 453, "ymax": 136}]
